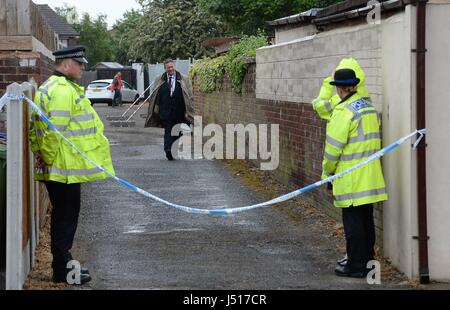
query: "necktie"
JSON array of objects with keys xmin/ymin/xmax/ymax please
[{"xmin": 169, "ymin": 76, "xmax": 173, "ymax": 96}]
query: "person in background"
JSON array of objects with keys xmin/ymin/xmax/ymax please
[
  {"xmin": 145, "ymin": 59, "xmax": 194, "ymax": 160},
  {"xmin": 110, "ymin": 72, "xmax": 123, "ymax": 107}
]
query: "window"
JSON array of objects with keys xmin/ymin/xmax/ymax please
[
  {"xmin": 88, "ymin": 82, "xmax": 111, "ymax": 89},
  {"xmin": 58, "ymin": 39, "xmax": 68, "ymax": 50},
  {"xmin": 123, "ymin": 82, "xmax": 133, "ymax": 89}
]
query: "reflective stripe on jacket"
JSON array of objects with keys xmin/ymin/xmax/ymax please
[
  {"xmin": 322, "ymin": 93, "xmax": 388, "ymax": 208},
  {"xmin": 29, "ymin": 75, "xmax": 115, "ymax": 184}
]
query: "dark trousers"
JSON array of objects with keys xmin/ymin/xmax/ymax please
[
  {"xmin": 342, "ymin": 204, "xmax": 375, "ymax": 270},
  {"xmin": 113, "ymin": 89, "xmax": 122, "ymax": 106},
  {"xmin": 44, "ymin": 181, "xmax": 81, "ymax": 270},
  {"xmin": 164, "ymin": 121, "xmax": 183, "ymax": 153}
]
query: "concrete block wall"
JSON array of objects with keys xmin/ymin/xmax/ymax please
[
  {"xmin": 275, "ymin": 24, "xmax": 317, "ymax": 45},
  {"xmin": 256, "ymin": 25, "xmax": 384, "ymax": 113}
]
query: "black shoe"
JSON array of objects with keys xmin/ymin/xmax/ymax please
[
  {"xmin": 336, "ymin": 256, "xmax": 348, "ymax": 267},
  {"xmin": 53, "ymin": 268, "xmax": 92, "ymax": 285},
  {"xmin": 166, "ymin": 151, "xmax": 174, "ymax": 161},
  {"xmin": 334, "ymin": 264, "xmax": 368, "ymax": 278}
]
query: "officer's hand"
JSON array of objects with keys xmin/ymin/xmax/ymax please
[
  {"xmin": 327, "ymin": 182, "xmax": 333, "ymax": 191},
  {"xmin": 35, "ymin": 153, "xmax": 46, "ymax": 169}
]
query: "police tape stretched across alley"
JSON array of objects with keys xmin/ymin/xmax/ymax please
[{"xmin": 0, "ymin": 91, "xmax": 426, "ymax": 215}]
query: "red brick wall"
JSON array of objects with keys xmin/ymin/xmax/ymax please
[
  {"xmin": 0, "ymin": 51, "xmax": 55, "ymax": 97},
  {"xmin": 193, "ymin": 63, "xmax": 383, "ymax": 247},
  {"xmin": 0, "ymin": 51, "xmax": 54, "ymax": 130}
]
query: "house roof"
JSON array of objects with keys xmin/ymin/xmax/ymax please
[
  {"xmin": 268, "ymin": 0, "xmax": 410, "ymax": 28},
  {"xmin": 36, "ymin": 4, "xmax": 79, "ymax": 38},
  {"xmin": 201, "ymin": 37, "xmax": 241, "ymax": 55},
  {"xmin": 267, "ymin": 8, "xmax": 322, "ymax": 26},
  {"xmin": 91, "ymin": 62, "xmax": 125, "ymax": 69},
  {"xmin": 202, "ymin": 37, "xmax": 240, "ymax": 48},
  {"xmin": 312, "ymin": 0, "xmax": 407, "ymax": 27}
]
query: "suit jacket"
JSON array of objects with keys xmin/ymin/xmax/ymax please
[{"xmin": 158, "ymin": 74, "xmax": 185, "ymax": 123}]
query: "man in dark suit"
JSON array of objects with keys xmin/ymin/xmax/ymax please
[{"xmin": 145, "ymin": 59, "xmax": 194, "ymax": 160}]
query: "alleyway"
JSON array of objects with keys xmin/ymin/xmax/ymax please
[{"xmin": 71, "ymin": 103, "xmax": 405, "ymax": 290}]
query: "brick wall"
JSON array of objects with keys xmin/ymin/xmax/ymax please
[
  {"xmin": 256, "ymin": 26, "xmax": 383, "ymax": 111},
  {"xmin": 0, "ymin": 51, "xmax": 55, "ymax": 131},
  {"xmin": 194, "ymin": 62, "xmax": 384, "ymax": 249},
  {"xmin": 0, "ymin": 51, "xmax": 55, "ymax": 97}
]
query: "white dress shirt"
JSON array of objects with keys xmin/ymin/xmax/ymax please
[{"xmin": 167, "ymin": 73, "xmax": 176, "ymax": 96}]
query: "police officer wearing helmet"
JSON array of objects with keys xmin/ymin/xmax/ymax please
[
  {"xmin": 322, "ymin": 68, "xmax": 388, "ymax": 278},
  {"xmin": 29, "ymin": 46, "xmax": 115, "ymax": 285}
]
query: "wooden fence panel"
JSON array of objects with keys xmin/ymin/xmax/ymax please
[
  {"xmin": 6, "ymin": 82, "xmax": 39, "ymax": 289},
  {"xmin": 0, "ymin": 0, "xmax": 7, "ymax": 36}
]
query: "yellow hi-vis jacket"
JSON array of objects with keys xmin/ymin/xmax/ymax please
[
  {"xmin": 312, "ymin": 58, "xmax": 371, "ymax": 121},
  {"xmin": 322, "ymin": 92, "xmax": 388, "ymax": 208},
  {"xmin": 29, "ymin": 75, "xmax": 115, "ymax": 184}
]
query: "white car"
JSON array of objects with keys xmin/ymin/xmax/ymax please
[{"xmin": 86, "ymin": 79, "xmax": 140, "ymax": 105}]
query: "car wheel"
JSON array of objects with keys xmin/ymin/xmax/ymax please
[{"xmin": 134, "ymin": 95, "xmax": 140, "ymax": 103}]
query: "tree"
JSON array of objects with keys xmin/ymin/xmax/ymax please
[
  {"xmin": 111, "ymin": 10, "xmax": 143, "ymax": 65},
  {"xmin": 128, "ymin": 0, "xmax": 225, "ymax": 64},
  {"xmin": 54, "ymin": 3, "xmax": 79, "ymax": 25},
  {"xmin": 197, "ymin": 0, "xmax": 341, "ymax": 35},
  {"xmin": 74, "ymin": 14, "xmax": 114, "ymax": 68},
  {"xmin": 55, "ymin": 6, "xmax": 114, "ymax": 68}
]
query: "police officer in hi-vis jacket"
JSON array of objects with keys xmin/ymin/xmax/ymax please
[
  {"xmin": 321, "ymin": 68, "xmax": 388, "ymax": 278},
  {"xmin": 30, "ymin": 46, "xmax": 115, "ymax": 285}
]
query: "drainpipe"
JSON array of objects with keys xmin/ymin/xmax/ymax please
[{"xmin": 413, "ymin": 0, "xmax": 430, "ymax": 284}]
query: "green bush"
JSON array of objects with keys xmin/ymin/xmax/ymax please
[
  {"xmin": 190, "ymin": 34, "xmax": 267, "ymax": 94},
  {"xmin": 189, "ymin": 56, "xmax": 226, "ymax": 93},
  {"xmin": 224, "ymin": 34, "xmax": 267, "ymax": 93}
]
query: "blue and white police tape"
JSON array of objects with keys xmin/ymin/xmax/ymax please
[
  {"xmin": 0, "ymin": 93, "xmax": 11, "ymax": 111},
  {"xmin": 3, "ymin": 92, "xmax": 427, "ymax": 215}
]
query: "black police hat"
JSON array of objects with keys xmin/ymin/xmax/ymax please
[
  {"xmin": 330, "ymin": 68, "xmax": 360, "ymax": 87},
  {"xmin": 53, "ymin": 45, "xmax": 88, "ymax": 64}
]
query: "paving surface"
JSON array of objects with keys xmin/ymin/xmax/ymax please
[{"xmin": 72, "ymin": 103, "xmax": 407, "ymax": 290}]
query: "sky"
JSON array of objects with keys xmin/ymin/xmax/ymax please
[{"xmin": 32, "ymin": 0, "xmax": 142, "ymax": 28}]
